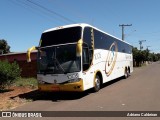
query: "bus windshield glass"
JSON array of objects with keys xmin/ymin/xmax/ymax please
[
  {"xmin": 37, "ymin": 44, "xmax": 81, "ymax": 74},
  {"xmin": 40, "ymin": 27, "xmax": 82, "ymax": 47}
]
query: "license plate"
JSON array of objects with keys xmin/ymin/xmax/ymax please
[{"xmin": 51, "ymin": 86, "xmax": 60, "ymax": 91}]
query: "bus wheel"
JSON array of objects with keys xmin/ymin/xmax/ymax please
[
  {"xmin": 124, "ymin": 68, "xmax": 129, "ymax": 79},
  {"xmin": 94, "ymin": 75, "xmax": 101, "ymax": 92}
]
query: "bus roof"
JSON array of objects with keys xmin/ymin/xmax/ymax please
[{"xmin": 43, "ymin": 23, "xmax": 131, "ymax": 46}]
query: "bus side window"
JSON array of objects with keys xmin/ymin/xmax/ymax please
[
  {"xmin": 83, "ymin": 47, "xmax": 89, "ymax": 71},
  {"xmin": 83, "ymin": 27, "xmax": 93, "ymax": 71}
]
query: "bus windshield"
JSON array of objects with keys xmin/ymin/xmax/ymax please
[
  {"xmin": 37, "ymin": 44, "xmax": 81, "ymax": 74},
  {"xmin": 40, "ymin": 27, "xmax": 82, "ymax": 47}
]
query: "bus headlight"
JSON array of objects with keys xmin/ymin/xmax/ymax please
[{"xmin": 68, "ymin": 78, "xmax": 81, "ymax": 83}]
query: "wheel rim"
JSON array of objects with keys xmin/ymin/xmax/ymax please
[
  {"xmin": 95, "ymin": 77, "xmax": 100, "ymax": 91},
  {"xmin": 124, "ymin": 69, "xmax": 128, "ymax": 78}
]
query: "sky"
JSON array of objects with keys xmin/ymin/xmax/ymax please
[{"xmin": 0, "ymin": 0, "xmax": 160, "ymax": 53}]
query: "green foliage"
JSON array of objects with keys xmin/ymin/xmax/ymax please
[
  {"xmin": 132, "ymin": 47, "xmax": 143, "ymax": 67},
  {"xmin": 132, "ymin": 47, "xmax": 160, "ymax": 67},
  {"xmin": 156, "ymin": 53, "xmax": 160, "ymax": 60},
  {"xmin": 149, "ymin": 53, "xmax": 159, "ymax": 62},
  {"xmin": 0, "ymin": 39, "xmax": 10, "ymax": 54},
  {"xmin": 0, "ymin": 61, "xmax": 21, "ymax": 89}
]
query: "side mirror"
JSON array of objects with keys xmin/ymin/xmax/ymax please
[{"xmin": 27, "ymin": 46, "xmax": 37, "ymax": 62}]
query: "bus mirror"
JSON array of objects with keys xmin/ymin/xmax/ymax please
[
  {"xmin": 27, "ymin": 46, "xmax": 37, "ymax": 62},
  {"xmin": 35, "ymin": 46, "xmax": 40, "ymax": 50},
  {"xmin": 76, "ymin": 39, "xmax": 83, "ymax": 57}
]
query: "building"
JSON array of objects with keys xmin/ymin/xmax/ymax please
[{"xmin": 0, "ymin": 51, "xmax": 37, "ymax": 78}]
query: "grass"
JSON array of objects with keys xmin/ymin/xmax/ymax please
[{"xmin": 13, "ymin": 77, "xmax": 38, "ymax": 89}]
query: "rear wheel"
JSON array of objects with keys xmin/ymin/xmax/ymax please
[
  {"xmin": 94, "ymin": 75, "xmax": 101, "ymax": 92},
  {"xmin": 128, "ymin": 67, "xmax": 131, "ymax": 76},
  {"xmin": 124, "ymin": 68, "xmax": 129, "ymax": 79}
]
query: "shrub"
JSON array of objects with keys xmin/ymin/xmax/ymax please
[{"xmin": 0, "ymin": 60, "xmax": 21, "ymax": 89}]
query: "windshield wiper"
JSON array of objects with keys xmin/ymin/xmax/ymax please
[
  {"xmin": 53, "ymin": 58, "xmax": 65, "ymax": 73},
  {"xmin": 43, "ymin": 58, "xmax": 65, "ymax": 75}
]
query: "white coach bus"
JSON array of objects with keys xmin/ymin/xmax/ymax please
[{"xmin": 27, "ymin": 23, "xmax": 133, "ymax": 92}]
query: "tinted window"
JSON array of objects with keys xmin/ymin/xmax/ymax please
[
  {"xmin": 94, "ymin": 29, "xmax": 107, "ymax": 49},
  {"xmin": 82, "ymin": 47, "xmax": 89, "ymax": 71},
  {"xmin": 40, "ymin": 27, "xmax": 82, "ymax": 47},
  {"xmin": 94, "ymin": 29, "xmax": 132, "ymax": 54},
  {"xmin": 82, "ymin": 27, "xmax": 94, "ymax": 71},
  {"xmin": 83, "ymin": 27, "xmax": 92, "ymax": 48}
]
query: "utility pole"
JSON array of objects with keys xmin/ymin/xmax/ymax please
[
  {"xmin": 147, "ymin": 46, "xmax": 151, "ymax": 51},
  {"xmin": 139, "ymin": 40, "xmax": 146, "ymax": 50},
  {"xmin": 119, "ymin": 24, "xmax": 132, "ymax": 41},
  {"xmin": 146, "ymin": 46, "xmax": 151, "ymax": 62}
]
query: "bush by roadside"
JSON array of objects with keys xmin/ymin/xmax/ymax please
[{"xmin": 0, "ymin": 60, "xmax": 21, "ymax": 90}]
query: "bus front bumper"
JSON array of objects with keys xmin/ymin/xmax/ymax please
[{"xmin": 38, "ymin": 79, "xmax": 84, "ymax": 92}]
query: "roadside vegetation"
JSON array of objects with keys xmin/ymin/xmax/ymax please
[
  {"xmin": 132, "ymin": 47, "xmax": 160, "ymax": 67},
  {"xmin": 0, "ymin": 61, "xmax": 21, "ymax": 90},
  {"xmin": 13, "ymin": 77, "xmax": 37, "ymax": 89},
  {"xmin": 0, "ymin": 60, "xmax": 37, "ymax": 91}
]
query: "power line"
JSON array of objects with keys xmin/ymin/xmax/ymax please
[
  {"xmin": 8, "ymin": 0, "xmax": 63, "ymax": 24},
  {"xmin": 48, "ymin": 0, "xmax": 92, "ymax": 23},
  {"xmin": 26, "ymin": 0, "xmax": 76, "ymax": 23}
]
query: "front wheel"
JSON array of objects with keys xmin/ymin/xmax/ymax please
[{"xmin": 94, "ymin": 75, "xmax": 101, "ymax": 92}]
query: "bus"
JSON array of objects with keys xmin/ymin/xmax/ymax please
[{"xmin": 27, "ymin": 23, "xmax": 133, "ymax": 92}]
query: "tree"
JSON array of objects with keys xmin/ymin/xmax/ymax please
[
  {"xmin": 132, "ymin": 47, "xmax": 144, "ymax": 67},
  {"xmin": 149, "ymin": 52, "xmax": 159, "ymax": 62},
  {"xmin": 156, "ymin": 53, "xmax": 160, "ymax": 60},
  {"xmin": 132, "ymin": 46, "xmax": 160, "ymax": 67},
  {"xmin": 0, "ymin": 39, "xmax": 10, "ymax": 54},
  {"xmin": 132, "ymin": 47, "xmax": 149, "ymax": 67}
]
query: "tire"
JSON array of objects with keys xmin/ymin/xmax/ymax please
[
  {"xmin": 124, "ymin": 68, "xmax": 129, "ymax": 79},
  {"xmin": 94, "ymin": 75, "xmax": 101, "ymax": 92},
  {"xmin": 128, "ymin": 67, "xmax": 131, "ymax": 77}
]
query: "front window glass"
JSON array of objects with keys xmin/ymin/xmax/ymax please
[{"xmin": 37, "ymin": 44, "xmax": 81, "ymax": 74}]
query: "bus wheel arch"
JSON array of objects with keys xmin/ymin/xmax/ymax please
[{"xmin": 93, "ymin": 71, "xmax": 103, "ymax": 92}]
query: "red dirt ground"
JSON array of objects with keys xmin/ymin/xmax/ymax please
[{"xmin": 0, "ymin": 86, "xmax": 36, "ymax": 111}]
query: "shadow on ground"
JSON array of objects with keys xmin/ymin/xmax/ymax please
[
  {"xmin": 10, "ymin": 76, "xmax": 125, "ymax": 102},
  {"xmin": 101, "ymin": 76, "xmax": 125, "ymax": 90},
  {"xmin": 0, "ymin": 89, "xmax": 14, "ymax": 93}
]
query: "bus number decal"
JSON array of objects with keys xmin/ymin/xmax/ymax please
[{"xmin": 94, "ymin": 53, "xmax": 101, "ymax": 60}]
